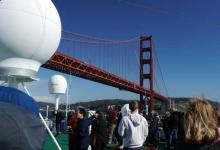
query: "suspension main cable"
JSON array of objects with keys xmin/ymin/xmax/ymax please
[
  {"xmin": 61, "ymin": 37, "xmax": 139, "ymax": 44},
  {"xmin": 62, "ymin": 30, "xmax": 139, "ymax": 43}
]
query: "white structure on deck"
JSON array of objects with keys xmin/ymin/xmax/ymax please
[
  {"xmin": 0, "ymin": 0, "xmax": 62, "ymax": 149},
  {"xmin": 48, "ymin": 75, "xmax": 67, "ymax": 111},
  {"xmin": 0, "ymin": 0, "xmax": 61, "ymax": 86}
]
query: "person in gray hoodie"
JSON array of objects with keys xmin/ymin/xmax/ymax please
[{"xmin": 118, "ymin": 101, "xmax": 149, "ymax": 150}]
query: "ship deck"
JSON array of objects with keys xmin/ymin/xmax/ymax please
[{"xmin": 43, "ymin": 133, "xmax": 169, "ymax": 150}]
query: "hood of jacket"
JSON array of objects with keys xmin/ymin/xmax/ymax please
[{"xmin": 129, "ymin": 111, "xmax": 142, "ymax": 127}]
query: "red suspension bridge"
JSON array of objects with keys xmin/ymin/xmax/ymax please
[{"xmin": 42, "ymin": 30, "xmax": 169, "ymax": 112}]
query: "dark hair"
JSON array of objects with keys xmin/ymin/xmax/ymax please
[
  {"xmin": 78, "ymin": 107, "xmax": 86, "ymax": 117},
  {"xmin": 129, "ymin": 101, "xmax": 138, "ymax": 112},
  {"xmin": 117, "ymin": 105, "xmax": 122, "ymax": 111},
  {"xmin": 96, "ymin": 110, "xmax": 104, "ymax": 118}
]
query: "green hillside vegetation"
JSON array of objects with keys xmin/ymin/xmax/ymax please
[
  {"xmin": 38, "ymin": 97, "xmax": 220, "ymax": 113},
  {"xmin": 168, "ymin": 97, "xmax": 220, "ymax": 112}
]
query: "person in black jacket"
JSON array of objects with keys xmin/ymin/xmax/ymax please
[
  {"xmin": 114, "ymin": 106, "xmax": 123, "ymax": 149},
  {"xmin": 91, "ymin": 111, "xmax": 107, "ymax": 150},
  {"xmin": 53, "ymin": 109, "xmax": 64, "ymax": 136},
  {"xmin": 74, "ymin": 107, "xmax": 95, "ymax": 150},
  {"xmin": 147, "ymin": 111, "xmax": 160, "ymax": 150},
  {"xmin": 168, "ymin": 110, "xmax": 179, "ymax": 149},
  {"xmin": 162, "ymin": 111, "xmax": 171, "ymax": 143}
]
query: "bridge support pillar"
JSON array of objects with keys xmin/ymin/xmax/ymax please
[{"xmin": 140, "ymin": 35, "xmax": 154, "ymax": 113}]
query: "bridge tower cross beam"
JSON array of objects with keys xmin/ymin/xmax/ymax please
[{"xmin": 140, "ymin": 35, "xmax": 154, "ymax": 113}]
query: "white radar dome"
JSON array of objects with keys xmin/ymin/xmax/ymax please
[
  {"xmin": 48, "ymin": 75, "xmax": 67, "ymax": 94},
  {"xmin": 0, "ymin": 0, "xmax": 61, "ymax": 81}
]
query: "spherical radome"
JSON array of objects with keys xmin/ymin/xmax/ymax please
[
  {"xmin": 48, "ymin": 75, "xmax": 67, "ymax": 94},
  {"xmin": 0, "ymin": 0, "xmax": 61, "ymax": 78}
]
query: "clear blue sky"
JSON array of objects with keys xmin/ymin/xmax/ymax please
[{"xmin": 30, "ymin": 0, "xmax": 220, "ymax": 103}]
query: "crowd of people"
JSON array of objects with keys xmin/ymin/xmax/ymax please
[
  {"xmin": 53, "ymin": 98, "xmax": 220, "ymax": 150},
  {"xmin": 146, "ymin": 99, "xmax": 220, "ymax": 150}
]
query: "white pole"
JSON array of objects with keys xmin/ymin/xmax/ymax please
[
  {"xmin": 146, "ymin": 104, "xmax": 148, "ymax": 116},
  {"xmin": 46, "ymin": 105, "xmax": 49, "ymax": 118},
  {"xmin": 21, "ymin": 84, "xmax": 62, "ymax": 150},
  {"xmin": 169, "ymin": 98, "xmax": 172, "ymax": 109},
  {"xmin": 68, "ymin": 92, "xmax": 71, "ymax": 111},
  {"xmin": 55, "ymin": 94, "xmax": 60, "ymax": 111},
  {"xmin": 22, "ymin": 82, "xmax": 31, "ymax": 96},
  {"xmin": 69, "ymin": 74, "xmax": 71, "ymax": 111},
  {"xmin": 65, "ymin": 83, "xmax": 69, "ymax": 122},
  {"xmin": 39, "ymin": 113, "xmax": 62, "ymax": 150}
]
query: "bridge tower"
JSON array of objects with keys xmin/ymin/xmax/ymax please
[{"xmin": 140, "ymin": 35, "xmax": 154, "ymax": 113}]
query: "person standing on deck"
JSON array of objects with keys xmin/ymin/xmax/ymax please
[
  {"xmin": 146, "ymin": 111, "xmax": 160, "ymax": 150},
  {"xmin": 118, "ymin": 101, "xmax": 149, "ymax": 150},
  {"xmin": 68, "ymin": 110, "xmax": 78, "ymax": 150},
  {"xmin": 91, "ymin": 111, "xmax": 108, "ymax": 150},
  {"xmin": 53, "ymin": 109, "xmax": 64, "ymax": 136},
  {"xmin": 107, "ymin": 105, "xmax": 118, "ymax": 144},
  {"xmin": 74, "ymin": 107, "xmax": 95, "ymax": 150},
  {"xmin": 168, "ymin": 109, "xmax": 179, "ymax": 149},
  {"xmin": 162, "ymin": 111, "xmax": 171, "ymax": 143}
]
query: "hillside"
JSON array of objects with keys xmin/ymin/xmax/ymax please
[
  {"xmin": 39, "ymin": 99, "xmax": 130, "ymax": 112},
  {"xmin": 168, "ymin": 97, "xmax": 220, "ymax": 111},
  {"xmin": 39, "ymin": 97, "xmax": 220, "ymax": 112}
]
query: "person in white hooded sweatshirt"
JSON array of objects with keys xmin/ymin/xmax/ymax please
[{"xmin": 118, "ymin": 101, "xmax": 149, "ymax": 150}]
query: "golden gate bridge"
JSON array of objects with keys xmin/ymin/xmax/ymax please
[{"xmin": 42, "ymin": 30, "xmax": 169, "ymax": 112}]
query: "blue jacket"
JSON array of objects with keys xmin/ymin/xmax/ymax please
[{"xmin": 75, "ymin": 117, "xmax": 94, "ymax": 149}]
